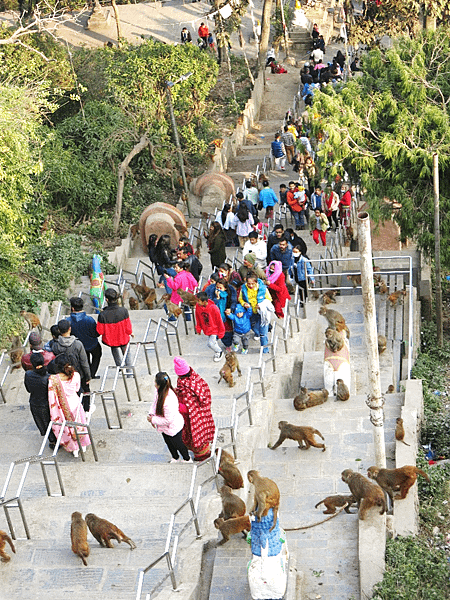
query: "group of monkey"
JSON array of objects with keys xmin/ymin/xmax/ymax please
[
  {"xmin": 345, "ymin": 270, "xmax": 408, "ymax": 308},
  {"xmin": 1, "ymin": 512, "xmax": 137, "ymax": 566}
]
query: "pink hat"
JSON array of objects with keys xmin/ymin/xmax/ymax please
[{"xmin": 174, "ymin": 357, "xmax": 190, "ymax": 376}]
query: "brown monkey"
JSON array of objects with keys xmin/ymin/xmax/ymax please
[
  {"xmin": 247, "ymin": 470, "xmax": 280, "ymax": 531},
  {"xmin": 217, "ymin": 449, "xmax": 244, "ymax": 489},
  {"xmin": 315, "ymin": 494, "xmax": 356, "ymax": 514},
  {"xmin": 386, "ymin": 384, "xmax": 395, "ymax": 394},
  {"xmin": 341, "ymin": 469, "xmax": 386, "ymax": 520},
  {"xmin": 85, "ymin": 513, "xmax": 136, "ymax": 549},
  {"xmin": 0, "ymin": 530, "xmax": 16, "ymax": 562},
  {"xmin": 336, "ymin": 378, "xmax": 350, "ymax": 402},
  {"xmin": 20, "ymin": 310, "xmax": 42, "ymax": 331},
  {"xmin": 320, "ymin": 290, "xmax": 338, "ymax": 305},
  {"xmin": 177, "ymin": 289, "xmax": 199, "ymax": 306},
  {"xmin": 376, "ymin": 280, "xmax": 388, "ymax": 295},
  {"xmin": 218, "ymin": 363, "xmax": 235, "ymax": 387},
  {"xmin": 214, "ymin": 515, "xmax": 251, "ymax": 545},
  {"xmin": 270, "ymin": 421, "xmax": 326, "ymax": 452},
  {"xmin": 129, "ymin": 297, "xmax": 139, "ymax": 310},
  {"xmin": 165, "ymin": 301, "xmax": 183, "ymax": 318},
  {"xmin": 71, "ymin": 512, "xmax": 90, "ymax": 566},
  {"xmin": 388, "ymin": 290, "xmax": 407, "ymax": 307},
  {"xmin": 9, "ymin": 335, "xmax": 24, "ymax": 369},
  {"xmin": 195, "ymin": 237, "xmax": 202, "ymax": 258},
  {"xmin": 130, "ymin": 282, "xmax": 153, "ymax": 302},
  {"xmin": 378, "ymin": 335, "xmax": 387, "ymax": 354},
  {"xmin": 347, "ymin": 274, "xmax": 361, "ymax": 289},
  {"xmin": 367, "ymin": 466, "xmax": 429, "ymax": 502},
  {"xmin": 224, "ymin": 351, "xmax": 242, "ymax": 376},
  {"xmin": 219, "ymin": 485, "xmax": 246, "ymax": 520},
  {"xmin": 143, "ymin": 288, "xmax": 157, "ymax": 310},
  {"xmin": 325, "ymin": 327, "xmax": 345, "ymax": 353},
  {"xmin": 293, "ymin": 387, "xmax": 328, "ymax": 411},
  {"xmin": 395, "ymin": 418, "xmax": 410, "ymax": 446},
  {"xmin": 319, "ymin": 307, "xmax": 350, "ymax": 338}
]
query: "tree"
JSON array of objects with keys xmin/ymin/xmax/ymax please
[
  {"xmin": 345, "ymin": 0, "xmax": 450, "ymax": 46},
  {"xmin": 311, "ymin": 28, "xmax": 450, "ymax": 266}
]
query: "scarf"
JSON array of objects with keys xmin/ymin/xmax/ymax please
[{"xmin": 266, "ymin": 260, "xmax": 283, "ymax": 284}]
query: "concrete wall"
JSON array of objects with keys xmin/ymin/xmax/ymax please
[{"xmin": 209, "ymin": 70, "xmax": 265, "ymax": 174}]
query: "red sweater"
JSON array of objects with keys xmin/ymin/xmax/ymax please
[
  {"xmin": 195, "ymin": 300, "xmax": 225, "ymax": 337},
  {"xmin": 96, "ymin": 303, "xmax": 133, "ymax": 347}
]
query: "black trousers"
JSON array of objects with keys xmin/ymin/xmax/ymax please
[
  {"xmin": 30, "ymin": 404, "xmax": 57, "ymax": 444},
  {"xmin": 86, "ymin": 343, "xmax": 102, "ymax": 378},
  {"xmin": 297, "ymin": 280, "xmax": 308, "ymax": 305},
  {"xmin": 162, "ymin": 431, "xmax": 190, "ymax": 461}
]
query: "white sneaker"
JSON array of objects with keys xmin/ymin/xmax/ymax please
[
  {"xmin": 73, "ymin": 449, "xmax": 79, "ymax": 458},
  {"xmin": 89, "ymin": 404, "xmax": 96, "ymax": 415},
  {"xmin": 253, "ymin": 335, "xmax": 260, "ymax": 341},
  {"xmin": 213, "ymin": 351, "xmax": 223, "ymax": 362},
  {"xmin": 169, "ymin": 458, "xmax": 179, "ymax": 463},
  {"xmin": 182, "ymin": 458, "xmax": 193, "ymax": 463},
  {"xmin": 81, "ymin": 445, "xmax": 86, "ymax": 453}
]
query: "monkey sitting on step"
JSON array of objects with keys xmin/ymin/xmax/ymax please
[
  {"xmin": 293, "ymin": 387, "xmax": 328, "ymax": 411},
  {"xmin": 395, "ymin": 417, "xmax": 410, "ymax": 446},
  {"xmin": 85, "ymin": 514, "xmax": 136, "ymax": 549},
  {"xmin": 269, "ymin": 421, "xmax": 326, "ymax": 452},
  {"xmin": 315, "ymin": 494, "xmax": 356, "ymax": 514},
  {"xmin": 219, "ymin": 485, "xmax": 246, "ymax": 520},
  {"xmin": 71, "ymin": 512, "xmax": 90, "ymax": 566},
  {"xmin": 216, "ymin": 449, "xmax": 244, "ymax": 489},
  {"xmin": 336, "ymin": 378, "xmax": 350, "ymax": 402}
]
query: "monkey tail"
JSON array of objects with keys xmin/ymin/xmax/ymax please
[
  {"xmin": 5, "ymin": 534, "xmax": 15, "ymax": 553},
  {"xmin": 401, "ymin": 440, "xmax": 411, "ymax": 446},
  {"xmin": 314, "ymin": 500, "xmax": 324, "ymax": 509},
  {"xmin": 284, "ymin": 503, "xmax": 349, "ymax": 530},
  {"xmin": 314, "ymin": 429, "xmax": 325, "ymax": 440},
  {"xmin": 79, "ymin": 552, "xmax": 88, "ymax": 566},
  {"xmin": 417, "ymin": 468, "xmax": 430, "ymax": 482}
]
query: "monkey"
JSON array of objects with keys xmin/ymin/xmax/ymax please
[
  {"xmin": 8, "ymin": 335, "xmax": 23, "ymax": 369},
  {"xmin": 129, "ymin": 297, "xmax": 139, "ymax": 310},
  {"xmin": 20, "ymin": 310, "xmax": 42, "ymax": 332},
  {"xmin": 388, "ymin": 290, "xmax": 407, "ymax": 307},
  {"xmin": 174, "ymin": 223, "xmax": 189, "ymax": 236},
  {"xmin": 85, "ymin": 513, "xmax": 136, "ymax": 549},
  {"xmin": 373, "ymin": 273, "xmax": 382, "ymax": 285},
  {"xmin": 341, "ymin": 469, "xmax": 386, "ymax": 520},
  {"xmin": 320, "ymin": 289, "xmax": 338, "ymax": 305},
  {"xmin": 367, "ymin": 465, "xmax": 430, "ymax": 502},
  {"xmin": 376, "ymin": 279, "xmax": 388, "ymax": 295},
  {"xmin": 395, "ymin": 417, "xmax": 410, "ymax": 446},
  {"xmin": 336, "ymin": 378, "xmax": 350, "ymax": 402},
  {"xmin": 373, "ymin": 266, "xmax": 381, "ymax": 272},
  {"xmin": 0, "ymin": 530, "xmax": 16, "ymax": 562},
  {"xmin": 325, "ymin": 327, "xmax": 345, "ymax": 353},
  {"xmin": 218, "ymin": 363, "xmax": 236, "ymax": 387},
  {"xmin": 130, "ymin": 282, "xmax": 153, "ymax": 302},
  {"xmin": 143, "ymin": 288, "xmax": 157, "ymax": 310},
  {"xmin": 195, "ymin": 237, "xmax": 202, "ymax": 258},
  {"xmin": 219, "ymin": 485, "xmax": 246, "ymax": 520},
  {"xmin": 177, "ymin": 289, "xmax": 199, "ymax": 306},
  {"xmin": 319, "ymin": 306, "xmax": 350, "ymax": 338},
  {"xmin": 129, "ymin": 223, "xmax": 140, "ymax": 240},
  {"xmin": 378, "ymin": 334, "xmax": 387, "ymax": 355},
  {"xmin": 315, "ymin": 494, "xmax": 356, "ymax": 514},
  {"xmin": 214, "ymin": 515, "xmax": 251, "ymax": 545},
  {"xmin": 71, "ymin": 512, "xmax": 90, "ymax": 566},
  {"xmin": 216, "ymin": 449, "xmax": 244, "ymax": 489},
  {"xmin": 269, "ymin": 421, "xmax": 326, "ymax": 452},
  {"xmin": 386, "ymin": 384, "xmax": 395, "ymax": 394},
  {"xmin": 247, "ymin": 470, "xmax": 280, "ymax": 532},
  {"xmin": 347, "ymin": 274, "xmax": 361, "ymax": 289},
  {"xmin": 293, "ymin": 387, "xmax": 328, "ymax": 411},
  {"xmin": 165, "ymin": 301, "xmax": 183, "ymax": 318}
]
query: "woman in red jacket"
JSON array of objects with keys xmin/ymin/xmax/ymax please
[{"xmin": 265, "ymin": 260, "xmax": 290, "ymax": 318}]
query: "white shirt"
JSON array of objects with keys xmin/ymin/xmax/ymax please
[
  {"xmin": 242, "ymin": 239, "xmax": 267, "ymax": 267},
  {"xmin": 215, "ymin": 211, "xmax": 235, "ymax": 230}
]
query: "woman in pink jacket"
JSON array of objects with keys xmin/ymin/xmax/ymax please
[
  {"xmin": 159, "ymin": 260, "xmax": 198, "ymax": 304},
  {"xmin": 147, "ymin": 372, "xmax": 192, "ymax": 463}
]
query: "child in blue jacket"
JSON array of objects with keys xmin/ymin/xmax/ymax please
[{"xmin": 227, "ymin": 304, "xmax": 253, "ymax": 355}]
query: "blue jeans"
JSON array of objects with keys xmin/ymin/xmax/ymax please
[
  {"xmin": 250, "ymin": 313, "xmax": 268, "ymax": 347},
  {"xmin": 158, "ymin": 267, "xmax": 177, "ymax": 294}
]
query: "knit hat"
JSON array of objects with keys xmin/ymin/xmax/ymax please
[
  {"xmin": 244, "ymin": 253, "xmax": 256, "ymax": 266},
  {"xmin": 236, "ymin": 304, "xmax": 245, "ymax": 314},
  {"xmin": 174, "ymin": 357, "xmax": 190, "ymax": 376},
  {"xmin": 29, "ymin": 332, "xmax": 42, "ymax": 348}
]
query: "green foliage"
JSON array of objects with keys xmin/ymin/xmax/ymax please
[
  {"xmin": 272, "ymin": 4, "xmax": 294, "ymax": 43},
  {"xmin": 372, "ymin": 535, "xmax": 450, "ymax": 600},
  {"xmin": 312, "ymin": 28, "xmax": 450, "ymax": 267},
  {"xmin": 417, "ymin": 453, "xmax": 450, "ymax": 533}
]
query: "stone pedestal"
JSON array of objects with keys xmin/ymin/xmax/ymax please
[{"xmin": 86, "ymin": 5, "xmax": 111, "ymax": 31}]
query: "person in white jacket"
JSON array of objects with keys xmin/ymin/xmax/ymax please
[
  {"xmin": 242, "ymin": 231, "xmax": 267, "ymax": 268},
  {"xmin": 147, "ymin": 372, "xmax": 192, "ymax": 463}
]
